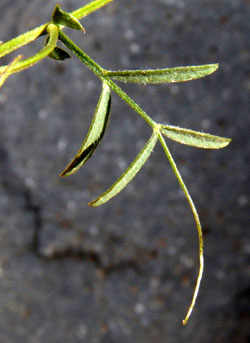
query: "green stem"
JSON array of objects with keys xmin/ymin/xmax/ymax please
[
  {"xmin": 58, "ymin": 30, "xmax": 156, "ymax": 129},
  {"xmin": 0, "ymin": 24, "xmax": 59, "ymax": 75},
  {"xmin": 157, "ymin": 130, "xmax": 204, "ymax": 325}
]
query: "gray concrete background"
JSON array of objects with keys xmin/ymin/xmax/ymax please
[{"xmin": 0, "ymin": 0, "xmax": 249, "ymax": 342}]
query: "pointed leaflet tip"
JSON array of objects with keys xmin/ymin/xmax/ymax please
[
  {"xmin": 60, "ymin": 82, "xmax": 111, "ymax": 177},
  {"xmin": 89, "ymin": 131, "xmax": 158, "ymax": 207},
  {"xmin": 161, "ymin": 124, "xmax": 231, "ymax": 149},
  {"xmin": 52, "ymin": 4, "xmax": 86, "ymax": 32},
  {"xmin": 60, "ymin": 143, "xmax": 96, "ymax": 176}
]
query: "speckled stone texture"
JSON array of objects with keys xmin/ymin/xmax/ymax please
[{"xmin": 0, "ymin": 0, "xmax": 249, "ymax": 342}]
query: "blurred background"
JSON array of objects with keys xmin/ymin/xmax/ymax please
[{"xmin": 0, "ymin": 0, "xmax": 249, "ymax": 342}]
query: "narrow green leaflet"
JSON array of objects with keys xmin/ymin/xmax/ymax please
[
  {"xmin": 104, "ymin": 64, "xmax": 218, "ymax": 84},
  {"xmin": 60, "ymin": 82, "xmax": 111, "ymax": 177},
  {"xmin": 52, "ymin": 5, "xmax": 85, "ymax": 32},
  {"xmin": 0, "ymin": 24, "xmax": 58, "ymax": 76},
  {"xmin": 0, "ymin": 55, "xmax": 23, "ymax": 88},
  {"xmin": 71, "ymin": 0, "xmax": 114, "ymax": 20},
  {"xmin": 161, "ymin": 124, "xmax": 231, "ymax": 149},
  {"xmin": 89, "ymin": 131, "xmax": 158, "ymax": 207},
  {"xmin": 0, "ymin": 25, "xmax": 46, "ymax": 59}
]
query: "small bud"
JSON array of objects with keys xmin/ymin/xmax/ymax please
[{"xmin": 52, "ymin": 5, "xmax": 85, "ymax": 32}]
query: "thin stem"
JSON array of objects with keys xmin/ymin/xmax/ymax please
[
  {"xmin": 58, "ymin": 30, "xmax": 156, "ymax": 129},
  {"xmin": 157, "ymin": 130, "xmax": 204, "ymax": 325},
  {"xmin": 0, "ymin": 24, "xmax": 59, "ymax": 75}
]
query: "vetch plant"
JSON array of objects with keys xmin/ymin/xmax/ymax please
[{"xmin": 0, "ymin": 0, "xmax": 231, "ymax": 325}]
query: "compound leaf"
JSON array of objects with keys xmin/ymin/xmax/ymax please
[
  {"xmin": 161, "ymin": 124, "xmax": 231, "ymax": 149},
  {"xmin": 89, "ymin": 131, "xmax": 158, "ymax": 207},
  {"xmin": 60, "ymin": 82, "xmax": 111, "ymax": 176}
]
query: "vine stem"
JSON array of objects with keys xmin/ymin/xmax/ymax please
[
  {"xmin": 157, "ymin": 130, "xmax": 204, "ymax": 325},
  {"xmin": 58, "ymin": 30, "xmax": 156, "ymax": 129}
]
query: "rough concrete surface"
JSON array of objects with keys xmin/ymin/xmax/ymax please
[{"xmin": 0, "ymin": 0, "xmax": 249, "ymax": 342}]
